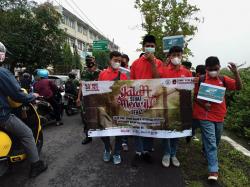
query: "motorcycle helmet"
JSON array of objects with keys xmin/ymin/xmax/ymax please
[
  {"xmin": 68, "ymin": 72, "xmax": 76, "ymax": 79},
  {"xmin": 36, "ymin": 69, "xmax": 49, "ymax": 79},
  {"xmin": 0, "ymin": 42, "xmax": 6, "ymax": 62},
  {"xmin": 23, "ymin": 72, "xmax": 31, "ymax": 79}
]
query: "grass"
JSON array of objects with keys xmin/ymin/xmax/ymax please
[{"xmin": 177, "ymin": 134, "xmax": 250, "ymax": 187}]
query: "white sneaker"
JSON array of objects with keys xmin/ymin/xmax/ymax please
[
  {"xmin": 171, "ymin": 156, "xmax": 180, "ymax": 167},
  {"xmin": 162, "ymin": 155, "xmax": 170, "ymax": 167}
]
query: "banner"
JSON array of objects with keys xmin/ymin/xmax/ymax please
[{"xmin": 82, "ymin": 78, "xmax": 194, "ymax": 138}]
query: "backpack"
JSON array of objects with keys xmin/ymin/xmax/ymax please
[
  {"xmin": 112, "ymin": 71, "xmax": 121, "ymax": 81},
  {"xmin": 65, "ymin": 80, "xmax": 75, "ymax": 95}
]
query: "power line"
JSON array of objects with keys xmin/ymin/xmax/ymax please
[{"xmin": 68, "ymin": 0, "xmax": 106, "ymax": 38}]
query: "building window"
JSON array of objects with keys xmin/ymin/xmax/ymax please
[
  {"xmin": 77, "ymin": 23, "xmax": 87, "ymax": 35},
  {"xmin": 69, "ymin": 37, "xmax": 75, "ymax": 47},
  {"xmin": 77, "ymin": 40, "xmax": 83, "ymax": 50},
  {"xmin": 68, "ymin": 18, "xmax": 75, "ymax": 29}
]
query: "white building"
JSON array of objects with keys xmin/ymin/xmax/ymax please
[{"xmin": 56, "ymin": 6, "xmax": 119, "ymax": 63}]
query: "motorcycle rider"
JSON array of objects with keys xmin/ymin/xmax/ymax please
[
  {"xmin": 33, "ymin": 69, "xmax": 63, "ymax": 126},
  {"xmin": 0, "ymin": 42, "xmax": 47, "ymax": 177},
  {"xmin": 65, "ymin": 71, "xmax": 79, "ymax": 97},
  {"xmin": 20, "ymin": 72, "xmax": 32, "ymax": 92},
  {"xmin": 77, "ymin": 55, "xmax": 100, "ymax": 144}
]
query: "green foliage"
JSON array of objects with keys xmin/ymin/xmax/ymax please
[
  {"xmin": 179, "ymin": 138, "xmax": 250, "ymax": 186},
  {"xmin": 221, "ymin": 67, "xmax": 250, "ymax": 140},
  {"xmin": 0, "ymin": 0, "xmax": 65, "ymax": 70},
  {"xmin": 135, "ymin": 0, "xmax": 201, "ymax": 60},
  {"xmin": 93, "ymin": 51, "xmax": 110, "ymax": 70},
  {"xmin": 62, "ymin": 43, "xmax": 73, "ymax": 66}
]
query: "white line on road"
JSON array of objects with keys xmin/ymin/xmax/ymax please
[{"xmin": 221, "ymin": 136, "xmax": 250, "ymax": 157}]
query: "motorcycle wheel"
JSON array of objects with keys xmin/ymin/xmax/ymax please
[
  {"xmin": 37, "ymin": 131, "xmax": 43, "ymax": 154},
  {"xmin": 0, "ymin": 160, "xmax": 9, "ymax": 177}
]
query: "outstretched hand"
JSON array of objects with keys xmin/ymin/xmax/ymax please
[{"xmin": 228, "ymin": 62, "xmax": 238, "ymax": 74}]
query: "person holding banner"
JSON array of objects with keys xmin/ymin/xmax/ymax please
[
  {"xmin": 193, "ymin": 57, "xmax": 242, "ymax": 181},
  {"xmin": 157, "ymin": 46, "xmax": 192, "ymax": 168},
  {"xmin": 130, "ymin": 35, "xmax": 163, "ymax": 166},
  {"xmin": 78, "ymin": 55, "xmax": 101, "ymax": 145},
  {"xmin": 98, "ymin": 51, "xmax": 128, "ymax": 165}
]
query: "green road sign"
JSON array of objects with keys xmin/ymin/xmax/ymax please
[{"xmin": 93, "ymin": 40, "xmax": 108, "ymax": 51}]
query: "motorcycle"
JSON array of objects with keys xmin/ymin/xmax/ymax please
[
  {"xmin": 64, "ymin": 93, "xmax": 79, "ymax": 116},
  {"xmin": 35, "ymin": 92, "xmax": 63, "ymax": 127},
  {"xmin": 0, "ymin": 99, "xmax": 43, "ymax": 176}
]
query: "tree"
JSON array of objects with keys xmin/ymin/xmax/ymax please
[
  {"xmin": 135, "ymin": 0, "xmax": 201, "ymax": 60},
  {"xmin": 93, "ymin": 50, "xmax": 110, "ymax": 70},
  {"xmin": 62, "ymin": 43, "xmax": 73, "ymax": 66},
  {"xmin": 0, "ymin": 0, "xmax": 65, "ymax": 71}
]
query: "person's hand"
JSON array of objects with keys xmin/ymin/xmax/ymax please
[
  {"xmin": 76, "ymin": 98, "xmax": 81, "ymax": 107},
  {"xmin": 228, "ymin": 62, "xmax": 238, "ymax": 74},
  {"xmin": 33, "ymin": 93, "xmax": 39, "ymax": 98},
  {"xmin": 204, "ymin": 102, "xmax": 211, "ymax": 111},
  {"xmin": 144, "ymin": 52, "xmax": 155, "ymax": 64},
  {"xmin": 194, "ymin": 77, "xmax": 199, "ymax": 84}
]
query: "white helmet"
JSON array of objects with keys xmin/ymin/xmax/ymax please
[{"xmin": 0, "ymin": 42, "xmax": 6, "ymax": 62}]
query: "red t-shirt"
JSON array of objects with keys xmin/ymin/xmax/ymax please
[
  {"xmin": 98, "ymin": 67, "xmax": 127, "ymax": 81},
  {"xmin": 192, "ymin": 74, "xmax": 237, "ymax": 122},
  {"xmin": 130, "ymin": 55, "xmax": 163, "ymax": 80},
  {"xmin": 158, "ymin": 64, "xmax": 193, "ymax": 78}
]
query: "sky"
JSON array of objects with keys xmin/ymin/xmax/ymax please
[{"xmin": 36, "ymin": 0, "xmax": 250, "ymax": 68}]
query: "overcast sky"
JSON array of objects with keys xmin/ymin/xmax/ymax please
[{"xmin": 37, "ymin": 0, "xmax": 250, "ymax": 68}]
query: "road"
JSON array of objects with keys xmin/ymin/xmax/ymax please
[{"xmin": 1, "ymin": 114, "xmax": 185, "ymax": 187}]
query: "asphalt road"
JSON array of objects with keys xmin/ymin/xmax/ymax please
[{"xmin": 1, "ymin": 114, "xmax": 185, "ymax": 187}]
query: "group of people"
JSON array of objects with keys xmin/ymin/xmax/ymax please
[
  {"xmin": 0, "ymin": 32, "xmax": 242, "ymax": 182},
  {"xmin": 79, "ymin": 34, "xmax": 242, "ymax": 182}
]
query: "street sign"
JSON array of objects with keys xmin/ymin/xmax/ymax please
[
  {"xmin": 163, "ymin": 35, "xmax": 184, "ymax": 53},
  {"xmin": 93, "ymin": 40, "xmax": 108, "ymax": 51}
]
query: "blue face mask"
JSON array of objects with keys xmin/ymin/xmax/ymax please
[{"xmin": 144, "ymin": 47, "xmax": 155, "ymax": 53}]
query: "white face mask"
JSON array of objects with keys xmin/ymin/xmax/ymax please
[
  {"xmin": 144, "ymin": 47, "xmax": 155, "ymax": 53},
  {"xmin": 111, "ymin": 61, "xmax": 120, "ymax": 69},
  {"xmin": 171, "ymin": 57, "xmax": 181, "ymax": 65},
  {"xmin": 208, "ymin": 71, "xmax": 219, "ymax": 77},
  {"xmin": 0, "ymin": 52, "xmax": 5, "ymax": 62}
]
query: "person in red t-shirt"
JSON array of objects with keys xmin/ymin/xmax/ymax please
[
  {"xmin": 193, "ymin": 56, "xmax": 242, "ymax": 181},
  {"xmin": 98, "ymin": 51, "xmax": 127, "ymax": 165},
  {"xmin": 130, "ymin": 35, "xmax": 163, "ymax": 167},
  {"xmin": 158, "ymin": 46, "xmax": 192, "ymax": 168}
]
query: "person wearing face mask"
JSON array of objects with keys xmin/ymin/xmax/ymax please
[
  {"xmin": 193, "ymin": 56, "xmax": 242, "ymax": 181},
  {"xmin": 157, "ymin": 46, "xmax": 192, "ymax": 168},
  {"xmin": 78, "ymin": 55, "xmax": 101, "ymax": 145},
  {"xmin": 98, "ymin": 51, "xmax": 127, "ymax": 165},
  {"xmin": 130, "ymin": 35, "xmax": 163, "ymax": 167}
]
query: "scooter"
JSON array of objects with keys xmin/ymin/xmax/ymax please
[
  {"xmin": 35, "ymin": 95, "xmax": 63, "ymax": 126},
  {"xmin": 0, "ymin": 98, "xmax": 43, "ymax": 176},
  {"xmin": 64, "ymin": 93, "xmax": 79, "ymax": 116}
]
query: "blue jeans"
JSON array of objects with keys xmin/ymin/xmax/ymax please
[
  {"xmin": 101, "ymin": 136, "xmax": 122, "ymax": 156},
  {"xmin": 122, "ymin": 136, "xmax": 128, "ymax": 144},
  {"xmin": 134, "ymin": 137, "xmax": 153, "ymax": 153},
  {"xmin": 199, "ymin": 120, "xmax": 223, "ymax": 173},
  {"xmin": 163, "ymin": 138, "xmax": 178, "ymax": 157}
]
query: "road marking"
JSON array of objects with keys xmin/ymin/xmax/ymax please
[{"xmin": 221, "ymin": 136, "xmax": 250, "ymax": 157}]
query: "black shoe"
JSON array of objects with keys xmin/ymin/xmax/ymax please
[
  {"xmin": 82, "ymin": 137, "xmax": 92, "ymax": 145},
  {"xmin": 29, "ymin": 160, "xmax": 48, "ymax": 178},
  {"xmin": 131, "ymin": 153, "xmax": 141, "ymax": 167},
  {"xmin": 142, "ymin": 152, "xmax": 153, "ymax": 164}
]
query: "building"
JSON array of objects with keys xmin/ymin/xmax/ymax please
[{"xmin": 55, "ymin": 6, "xmax": 119, "ymax": 64}]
